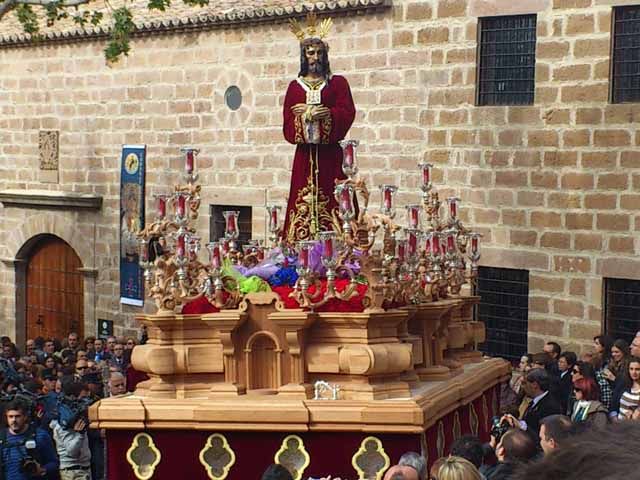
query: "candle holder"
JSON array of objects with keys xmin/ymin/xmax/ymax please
[
  {"xmin": 418, "ymin": 162, "xmax": 433, "ymax": 196},
  {"xmin": 339, "ymin": 139, "xmax": 360, "ymax": 179},
  {"xmin": 334, "ymin": 183, "xmax": 356, "ymax": 234},
  {"xmin": 154, "ymin": 194, "xmax": 168, "ymax": 221},
  {"xmin": 379, "ymin": 184, "xmax": 398, "ymax": 218},
  {"xmin": 266, "ymin": 205, "xmax": 282, "ymax": 247},
  {"xmin": 466, "ymin": 232, "xmax": 482, "ymax": 291},
  {"xmin": 173, "ymin": 192, "xmax": 191, "ymax": 227},
  {"xmin": 138, "ymin": 238, "xmax": 153, "ymax": 285},
  {"xmin": 406, "ymin": 204, "xmax": 421, "ymax": 229},
  {"xmin": 180, "ymin": 147, "xmax": 200, "ymax": 184},
  {"xmin": 447, "ymin": 197, "xmax": 460, "ymax": 227}
]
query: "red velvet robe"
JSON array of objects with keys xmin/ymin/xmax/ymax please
[{"xmin": 282, "ymin": 75, "xmax": 356, "ymax": 243}]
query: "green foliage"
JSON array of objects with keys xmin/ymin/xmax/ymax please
[
  {"xmin": 147, "ymin": 0, "xmax": 171, "ymax": 12},
  {"xmin": 182, "ymin": 0, "xmax": 208, "ymax": 7},
  {"xmin": 104, "ymin": 6, "xmax": 134, "ymax": 63},
  {"xmin": 15, "ymin": 4, "xmax": 39, "ymax": 34}
]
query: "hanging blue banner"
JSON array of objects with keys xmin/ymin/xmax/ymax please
[{"xmin": 119, "ymin": 144, "xmax": 146, "ymax": 307}]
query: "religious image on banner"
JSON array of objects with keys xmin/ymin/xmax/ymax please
[{"xmin": 120, "ymin": 144, "xmax": 146, "ymax": 306}]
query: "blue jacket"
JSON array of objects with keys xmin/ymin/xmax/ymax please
[{"xmin": 0, "ymin": 426, "xmax": 59, "ymax": 480}]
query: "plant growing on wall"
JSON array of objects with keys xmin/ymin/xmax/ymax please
[{"xmin": 2, "ymin": 0, "xmax": 208, "ymax": 62}]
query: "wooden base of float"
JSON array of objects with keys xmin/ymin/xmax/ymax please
[{"xmin": 90, "ymin": 293, "xmax": 509, "ymax": 479}]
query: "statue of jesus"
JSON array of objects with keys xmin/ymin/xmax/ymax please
[{"xmin": 282, "ymin": 14, "xmax": 356, "ymax": 243}]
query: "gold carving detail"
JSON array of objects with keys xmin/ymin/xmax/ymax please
[
  {"xmin": 351, "ymin": 436, "xmax": 390, "ymax": 480},
  {"xmin": 199, "ymin": 433, "xmax": 236, "ymax": 480},
  {"xmin": 274, "ymin": 434, "xmax": 310, "ymax": 480},
  {"xmin": 126, "ymin": 433, "xmax": 161, "ymax": 480}
]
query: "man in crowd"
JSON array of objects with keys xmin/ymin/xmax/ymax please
[
  {"xmin": 24, "ymin": 339, "xmax": 36, "ymax": 359},
  {"xmin": 50, "ymin": 381, "xmax": 91, "ymax": 480},
  {"xmin": 108, "ymin": 343, "xmax": 127, "ymax": 372},
  {"xmin": 543, "ymin": 342, "xmax": 561, "ymax": 376},
  {"xmin": 538, "ymin": 415, "xmax": 573, "ymax": 455},
  {"xmin": 37, "ymin": 340, "xmax": 56, "ymax": 365},
  {"xmin": 60, "ymin": 333, "xmax": 80, "ymax": 358},
  {"xmin": 75, "ymin": 359, "xmax": 89, "ymax": 380},
  {"xmin": 0, "ymin": 399, "xmax": 59, "ymax": 479},
  {"xmin": 106, "ymin": 337, "xmax": 117, "ymax": 355},
  {"xmin": 383, "ymin": 464, "xmax": 419, "ymax": 480},
  {"xmin": 108, "ymin": 372, "xmax": 127, "ymax": 396},
  {"xmin": 557, "ymin": 352, "xmax": 577, "ymax": 413},
  {"xmin": 91, "ymin": 339, "xmax": 110, "ymax": 363},
  {"xmin": 490, "ymin": 429, "xmax": 537, "ymax": 480},
  {"xmin": 398, "ymin": 451, "xmax": 426, "ymax": 480},
  {"xmin": 504, "ymin": 368, "xmax": 563, "ymax": 440}
]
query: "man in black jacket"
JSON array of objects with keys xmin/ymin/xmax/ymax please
[
  {"xmin": 557, "ymin": 352, "xmax": 577, "ymax": 413},
  {"xmin": 504, "ymin": 368, "xmax": 564, "ymax": 440}
]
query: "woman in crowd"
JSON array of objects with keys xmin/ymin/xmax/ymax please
[
  {"xmin": 603, "ymin": 339, "xmax": 629, "ymax": 385},
  {"xmin": 501, "ymin": 354, "xmax": 532, "ymax": 409},
  {"xmin": 434, "ymin": 456, "xmax": 483, "ymax": 480},
  {"xmin": 617, "ymin": 357, "xmax": 640, "ymax": 421},
  {"xmin": 571, "ymin": 377, "xmax": 608, "ymax": 428},
  {"xmin": 593, "ymin": 335, "xmax": 613, "ymax": 370}
]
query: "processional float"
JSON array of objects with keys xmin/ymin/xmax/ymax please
[{"xmin": 91, "ymin": 143, "xmax": 509, "ymax": 480}]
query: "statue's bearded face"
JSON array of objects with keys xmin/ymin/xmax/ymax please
[{"xmin": 305, "ymin": 44, "xmax": 326, "ymax": 75}]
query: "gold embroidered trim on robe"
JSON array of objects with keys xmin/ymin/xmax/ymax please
[
  {"xmin": 321, "ymin": 115, "xmax": 332, "ymax": 143},
  {"xmin": 287, "ymin": 174, "xmax": 336, "ymax": 242},
  {"xmin": 294, "ymin": 114, "xmax": 305, "ymax": 144}
]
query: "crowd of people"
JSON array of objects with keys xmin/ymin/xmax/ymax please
[
  {"xmin": 0, "ymin": 330, "xmax": 146, "ymax": 480},
  {"xmin": 3, "ymin": 328, "xmax": 640, "ymax": 480},
  {"xmin": 259, "ymin": 333, "xmax": 640, "ymax": 480}
]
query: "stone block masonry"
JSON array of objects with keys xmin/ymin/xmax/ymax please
[{"xmin": 0, "ymin": 0, "xmax": 638, "ymax": 353}]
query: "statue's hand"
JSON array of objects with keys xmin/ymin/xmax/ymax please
[
  {"xmin": 291, "ymin": 103, "xmax": 308, "ymax": 116},
  {"xmin": 311, "ymin": 106, "xmax": 331, "ymax": 120}
]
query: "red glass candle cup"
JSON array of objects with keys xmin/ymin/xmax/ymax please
[
  {"xmin": 176, "ymin": 235, "xmax": 185, "ymax": 258},
  {"xmin": 185, "ymin": 150, "xmax": 194, "ymax": 174},
  {"xmin": 299, "ymin": 246, "xmax": 309, "ymax": 269},
  {"xmin": 447, "ymin": 233, "xmax": 455, "ymax": 252},
  {"xmin": 384, "ymin": 189, "xmax": 392, "ymax": 210},
  {"xmin": 157, "ymin": 196, "xmax": 166, "ymax": 219},
  {"xmin": 177, "ymin": 195, "xmax": 186, "ymax": 217},
  {"xmin": 408, "ymin": 231, "xmax": 417, "ymax": 256}
]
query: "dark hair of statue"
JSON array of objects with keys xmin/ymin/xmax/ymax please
[{"xmin": 298, "ymin": 38, "xmax": 332, "ymax": 79}]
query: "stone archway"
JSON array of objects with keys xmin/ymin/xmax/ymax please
[{"xmin": 2, "ymin": 213, "xmax": 97, "ymax": 347}]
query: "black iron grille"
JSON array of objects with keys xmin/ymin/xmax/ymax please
[
  {"xmin": 477, "ymin": 14, "xmax": 537, "ymax": 106},
  {"xmin": 612, "ymin": 6, "xmax": 640, "ymax": 103},
  {"xmin": 477, "ymin": 266, "xmax": 529, "ymax": 361},
  {"xmin": 606, "ymin": 278, "xmax": 640, "ymax": 343}
]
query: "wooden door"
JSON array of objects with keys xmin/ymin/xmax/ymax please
[{"xmin": 26, "ymin": 237, "xmax": 83, "ymax": 340}]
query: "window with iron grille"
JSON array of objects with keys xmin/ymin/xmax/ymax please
[
  {"xmin": 209, "ymin": 205, "xmax": 252, "ymax": 249},
  {"xmin": 605, "ymin": 278, "xmax": 640, "ymax": 343},
  {"xmin": 477, "ymin": 267, "xmax": 529, "ymax": 361},
  {"xmin": 612, "ymin": 6, "xmax": 640, "ymax": 103},
  {"xmin": 477, "ymin": 14, "xmax": 537, "ymax": 106}
]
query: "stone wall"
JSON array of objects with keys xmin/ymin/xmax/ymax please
[{"xmin": 0, "ymin": 0, "xmax": 638, "ymax": 352}]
